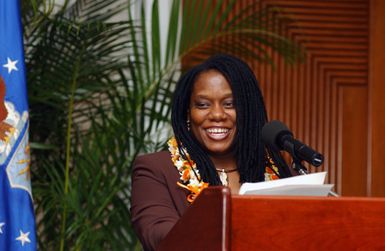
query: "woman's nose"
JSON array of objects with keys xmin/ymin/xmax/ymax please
[{"xmin": 209, "ymin": 104, "xmax": 226, "ymax": 121}]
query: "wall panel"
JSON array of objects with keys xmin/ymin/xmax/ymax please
[
  {"xmin": 183, "ymin": 0, "xmax": 385, "ymax": 196},
  {"xmin": 368, "ymin": 0, "xmax": 385, "ymax": 196},
  {"xmin": 248, "ymin": 0, "xmax": 370, "ymax": 195}
]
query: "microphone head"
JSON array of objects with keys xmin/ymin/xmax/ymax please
[{"xmin": 261, "ymin": 120, "xmax": 293, "ymax": 150}]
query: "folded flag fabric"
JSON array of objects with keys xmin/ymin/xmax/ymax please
[{"xmin": 0, "ymin": 1, "xmax": 37, "ymax": 250}]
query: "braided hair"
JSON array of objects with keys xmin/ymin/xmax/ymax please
[{"xmin": 171, "ymin": 54, "xmax": 291, "ymax": 185}]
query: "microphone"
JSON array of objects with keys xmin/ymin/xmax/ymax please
[{"xmin": 261, "ymin": 120, "xmax": 324, "ymax": 167}]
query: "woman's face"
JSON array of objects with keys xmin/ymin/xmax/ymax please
[{"xmin": 189, "ymin": 70, "xmax": 237, "ymax": 157}]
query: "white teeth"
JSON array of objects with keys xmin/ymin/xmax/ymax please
[{"xmin": 206, "ymin": 128, "xmax": 229, "ymax": 133}]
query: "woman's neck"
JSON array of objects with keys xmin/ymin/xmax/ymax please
[
  {"xmin": 210, "ymin": 154, "xmax": 240, "ymax": 194},
  {"xmin": 209, "ymin": 154, "xmax": 237, "ymax": 171}
]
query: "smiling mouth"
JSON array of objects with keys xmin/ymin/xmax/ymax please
[{"xmin": 205, "ymin": 127, "xmax": 231, "ymax": 140}]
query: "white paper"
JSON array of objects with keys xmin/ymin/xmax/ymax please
[
  {"xmin": 239, "ymin": 172, "xmax": 333, "ymax": 196},
  {"xmin": 241, "ymin": 184, "xmax": 334, "ymax": 196}
]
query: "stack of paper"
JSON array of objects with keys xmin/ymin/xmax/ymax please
[{"xmin": 239, "ymin": 172, "xmax": 334, "ymax": 196}]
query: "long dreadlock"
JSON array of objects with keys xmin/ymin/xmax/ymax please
[{"xmin": 171, "ymin": 54, "xmax": 291, "ymax": 185}]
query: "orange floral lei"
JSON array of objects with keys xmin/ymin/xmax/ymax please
[
  {"xmin": 265, "ymin": 157, "xmax": 280, "ymax": 181},
  {"xmin": 168, "ymin": 137, "xmax": 208, "ymax": 203},
  {"xmin": 168, "ymin": 136, "xmax": 280, "ymax": 203}
]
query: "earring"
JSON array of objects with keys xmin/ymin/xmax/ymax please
[{"xmin": 187, "ymin": 118, "xmax": 191, "ymax": 131}]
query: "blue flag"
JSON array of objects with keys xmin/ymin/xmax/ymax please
[{"xmin": 0, "ymin": 1, "xmax": 37, "ymax": 250}]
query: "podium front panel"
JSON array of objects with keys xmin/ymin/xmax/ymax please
[{"xmin": 231, "ymin": 195, "xmax": 385, "ymax": 250}]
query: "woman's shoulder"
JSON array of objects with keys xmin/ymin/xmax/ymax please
[
  {"xmin": 133, "ymin": 151, "xmax": 175, "ymax": 174},
  {"xmin": 134, "ymin": 150, "xmax": 172, "ymax": 165},
  {"xmin": 132, "ymin": 150, "xmax": 181, "ymax": 189}
]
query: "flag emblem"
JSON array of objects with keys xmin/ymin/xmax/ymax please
[{"xmin": 0, "ymin": 1, "xmax": 37, "ymax": 250}]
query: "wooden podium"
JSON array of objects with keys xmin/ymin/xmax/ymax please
[{"xmin": 158, "ymin": 187, "xmax": 385, "ymax": 250}]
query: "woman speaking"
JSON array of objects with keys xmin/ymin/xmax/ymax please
[{"xmin": 130, "ymin": 54, "xmax": 292, "ymax": 251}]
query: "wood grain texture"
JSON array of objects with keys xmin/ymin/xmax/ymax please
[
  {"xmin": 158, "ymin": 187, "xmax": 231, "ymax": 251},
  {"xmin": 183, "ymin": 0, "xmax": 385, "ymax": 196},
  {"xmin": 232, "ymin": 195, "xmax": 385, "ymax": 251},
  {"xmin": 368, "ymin": 0, "xmax": 385, "ymax": 196},
  {"xmin": 245, "ymin": 0, "xmax": 370, "ymax": 196},
  {"xmin": 157, "ymin": 188, "xmax": 385, "ymax": 250}
]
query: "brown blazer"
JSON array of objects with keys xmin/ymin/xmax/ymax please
[{"xmin": 130, "ymin": 151, "xmax": 190, "ymax": 251}]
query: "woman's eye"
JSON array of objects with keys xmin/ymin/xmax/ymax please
[
  {"xmin": 195, "ymin": 102, "xmax": 209, "ymax": 109},
  {"xmin": 224, "ymin": 100, "xmax": 234, "ymax": 108}
]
